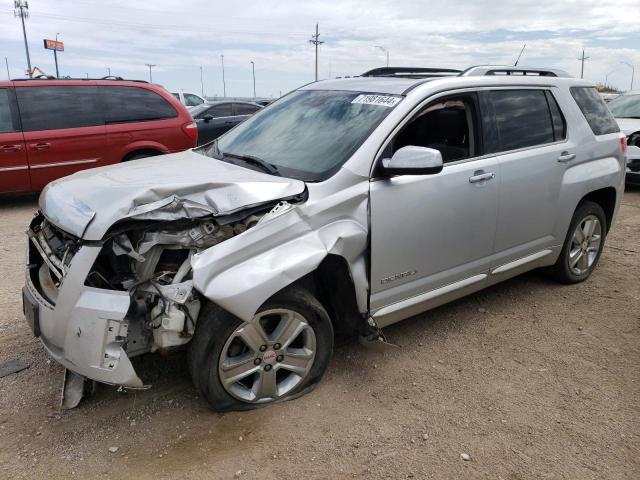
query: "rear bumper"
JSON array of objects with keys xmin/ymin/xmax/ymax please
[{"xmin": 24, "ymin": 240, "xmax": 144, "ymax": 388}]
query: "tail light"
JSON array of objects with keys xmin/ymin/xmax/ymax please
[
  {"xmin": 182, "ymin": 121, "xmax": 198, "ymax": 143},
  {"xmin": 620, "ymin": 136, "xmax": 627, "ymax": 157}
]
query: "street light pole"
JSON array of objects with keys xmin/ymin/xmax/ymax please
[
  {"xmin": 145, "ymin": 63, "xmax": 156, "ymax": 83},
  {"xmin": 14, "ymin": 0, "xmax": 32, "ymax": 78},
  {"xmin": 200, "ymin": 66, "xmax": 204, "ymax": 97},
  {"xmin": 621, "ymin": 61, "xmax": 635, "ymax": 91},
  {"xmin": 374, "ymin": 45, "xmax": 389, "ymax": 67},
  {"xmin": 250, "ymin": 61, "xmax": 256, "ymax": 98},
  {"xmin": 5, "ymin": 57, "xmax": 10, "ymax": 80},
  {"xmin": 107, "ymin": 67, "xmax": 111, "ymax": 76},
  {"xmin": 220, "ymin": 55, "xmax": 226, "ymax": 97},
  {"xmin": 53, "ymin": 33, "xmax": 60, "ymax": 78}
]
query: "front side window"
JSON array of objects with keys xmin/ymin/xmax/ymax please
[
  {"xmin": 211, "ymin": 90, "xmax": 399, "ymax": 181},
  {"xmin": 184, "ymin": 93, "xmax": 204, "ymax": 106},
  {"xmin": 489, "ymin": 89, "xmax": 555, "ymax": 152},
  {"xmin": 0, "ymin": 89, "xmax": 16, "ymax": 133},
  {"xmin": 102, "ymin": 86, "xmax": 177, "ymax": 124},
  {"xmin": 391, "ymin": 94, "xmax": 478, "ymax": 163},
  {"xmin": 570, "ymin": 87, "xmax": 619, "ymax": 136},
  {"xmin": 192, "ymin": 103, "xmax": 232, "ymax": 119},
  {"xmin": 16, "ymin": 86, "xmax": 103, "ymax": 131},
  {"xmin": 607, "ymin": 94, "xmax": 640, "ymax": 119},
  {"xmin": 234, "ymin": 103, "xmax": 260, "ymax": 115}
]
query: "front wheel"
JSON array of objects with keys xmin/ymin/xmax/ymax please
[
  {"xmin": 188, "ymin": 287, "xmax": 334, "ymax": 412},
  {"xmin": 550, "ymin": 201, "xmax": 607, "ymax": 284}
]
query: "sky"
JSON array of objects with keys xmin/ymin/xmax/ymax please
[{"xmin": 2, "ymin": 0, "xmax": 639, "ymax": 98}]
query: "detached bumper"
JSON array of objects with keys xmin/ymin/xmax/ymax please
[{"xmin": 24, "ymin": 242, "xmax": 144, "ymax": 388}]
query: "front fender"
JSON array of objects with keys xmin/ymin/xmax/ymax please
[{"xmin": 191, "ymin": 207, "xmax": 368, "ymax": 321}]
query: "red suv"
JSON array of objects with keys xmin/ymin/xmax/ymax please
[{"xmin": 0, "ymin": 78, "xmax": 197, "ymax": 194}]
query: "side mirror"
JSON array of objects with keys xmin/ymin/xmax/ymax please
[
  {"xmin": 203, "ymin": 114, "xmax": 214, "ymax": 122},
  {"xmin": 381, "ymin": 146, "xmax": 444, "ymax": 176}
]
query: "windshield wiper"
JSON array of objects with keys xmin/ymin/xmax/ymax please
[{"xmin": 224, "ymin": 152, "xmax": 281, "ymax": 176}]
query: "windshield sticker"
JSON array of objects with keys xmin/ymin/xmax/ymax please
[{"xmin": 351, "ymin": 94, "xmax": 401, "ymax": 107}]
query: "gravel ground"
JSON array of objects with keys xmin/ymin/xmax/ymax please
[{"xmin": 0, "ymin": 188, "xmax": 638, "ymax": 480}]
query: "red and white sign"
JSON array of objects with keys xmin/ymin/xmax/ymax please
[{"xmin": 43, "ymin": 39, "xmax": 64, "ymax": 51}]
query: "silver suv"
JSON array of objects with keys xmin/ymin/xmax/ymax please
[{"xmin": 23, "ymin": 66, "xmax": 627, "ymax": 411}]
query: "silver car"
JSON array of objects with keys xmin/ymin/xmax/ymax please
[{"xmin": 23, "ymin": 66, "xmax": 627, "ymax": 411}]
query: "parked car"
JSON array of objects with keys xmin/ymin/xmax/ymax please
[
  {"xmin": 23, "ymin": 66, "xmax": 626, "ymax": 411},
  {"xmin": 190, "ymin": 101, "xmax": 262, "ymax": 145},
  {"xmin": 171, "ymin": 91, "xmax": 206, "ymax": 109},
  {"xmin": 0, "ymin": 78, "xmax": 197, "ymax": 194},
  {"xmin": 607, "ymin": 91, "xmax": 640, "ymax": 184}
]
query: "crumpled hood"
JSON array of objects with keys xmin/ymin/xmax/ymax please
[
  {"xmin": 39, "ymin": 149, "xmax": 305, "ymax": 240},
  {"xmin": 616, "ymin": 117, "xmax": 640, "ymax": 137}
]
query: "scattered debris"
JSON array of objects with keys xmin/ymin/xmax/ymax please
[
  {"xmin": 478, "ymin": 307, "xmax": 487, "ymax": 314},
  {"xmin": 460, "ymin": 452, "xmax": 471, "ymax": 461},
  {"xmin": 0, "ymin": 358, "xmax": 30, "ymax": 378},
  {"xmin": 234, "ymin": 470, "xmax": 243, "ymax": 478},
  {"xmin": 108, "ymin": 447, "xmax": 119, "ymax": 453},
  {"xmin": 422, "ymin": 434, "xmax": 429, "ymax": 441}
]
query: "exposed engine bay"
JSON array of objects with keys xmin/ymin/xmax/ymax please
[{"xmin": 30, "ymin": 201, "xmax": 292, "ymax": 358}]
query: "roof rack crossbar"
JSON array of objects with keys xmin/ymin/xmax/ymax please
[
  {"xmin": 10, "ymin": 77, "xmax": 149, "ymax": 83},
  {"xmin": 459, "ymin": 66, "xmax": 570, "ymax": 78}
]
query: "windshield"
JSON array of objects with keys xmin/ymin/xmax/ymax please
[
  {"xmin": 608, "ymin": 94, "xmax": 640, "ymax": 118},
  {"xmin": 211, "ymin": 90, "xmax": 401, "ymax": 181}
]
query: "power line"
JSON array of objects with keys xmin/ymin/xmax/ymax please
[
  {"xmin": 13, "ymin": 0, "xmax": 32, "ymax": 78},
  {"xmin": 309, "ymin": 23, "xmax": 324, "ymax": 82}
]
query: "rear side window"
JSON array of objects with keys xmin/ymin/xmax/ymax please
[
  {"xmin": 234, "ymin": 103, "xmax": 260, "ymax": 115},
  {"xmin": 16, "ymin": 86, "xmax": 103, "ymax": 131},
  {"xmin": 201, "ymin": 103, "xmax": 232, "ymax": 118},
  {"xmin": 0, "ymin": 89, "xmax": 16, "ymax": 132},
  {"xmin": 570, "ymin": 87, "xmax": 619, "ymax": 136},
  {"xmin": 184, "ymin": 93, "xmax": 203, "ymax": 107},
  {"xmin": 102, "ymin": 86, "xmax": 177, "ymax": 124},
  {"xmin": 489, "ymin": 89, "xmax": 555, "ymax": 152},
  {"xmin": 545, "ymin": 91, "xmax": 566, "ymax": 141}
]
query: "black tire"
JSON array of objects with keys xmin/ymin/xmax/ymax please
[
  {"xmin": 188, "ymin": 287, "xmax": 334, "ymax": 412},
  {"xmin": 550, "ymin": 201, "xmax": 607, "ymax": 284}
]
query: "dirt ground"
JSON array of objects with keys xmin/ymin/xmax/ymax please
[{"xmin": 0, "ymin": 189, "xmax": 638, "ymax": 480}]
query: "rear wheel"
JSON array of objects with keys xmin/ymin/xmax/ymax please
[
  {"xmin": 551, "ymin": 201, "xmax": 607, "ymax": 284},
  {"xmin": 188, "ymin": 287, "xmax": 333, "ymax": 412}
]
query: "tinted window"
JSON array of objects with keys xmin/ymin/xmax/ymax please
[
  {"xmin": 545, "ymin": 91, "xmax": 566, "ymax": 141},
  {"xmin": 184, "ymin": 93, "xmax": 203, "ymax": 106},
  {"xmin": 197, "ymin": 103, "xmax": 232, "ymax": 119},
  {"xmin": 489, "ymin": 89, "xmax": 555, "ymax": 151},
  {"xmin": 16, "ymin": 86, "xmax": 102, "ymax": 131},
  {"xmin": 570, "ymin": 87, "xmax": 619, "ymax": 136},
  {"xmin": 608, "ymin": 94, "xmax": 640, "ymax": 118},
  {"xmin": 235, "ymin": 103, "xmax": 260, "ymax": 115},
  {"xmin": 0, "ymin": 89, "xmax": 16, "ymax": 133},
  {"xmin": 102, "ymin": 86, "xmax": 177, "ymax": 124},
  {"xmin": 171, "ymin": 92, "xmax": 180, "ymax": 100}
]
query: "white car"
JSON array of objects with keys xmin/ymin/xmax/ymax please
[
  {"xmin": 608, "ymin": 91, "xmax": 640, "ymax": 184},
  {"xmin": 171, "ymin": 91, "xmax": 206, "ymax": 109}
]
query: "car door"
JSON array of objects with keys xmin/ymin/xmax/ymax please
[
  {"xmin": 369, "ymin": 91, "xmax": 499, "ymax": 327},
  {"xmin": 0, "ymin": 85, "xmax": 30, "ymax": 193},
  {"xmin": 480, "ymin": 88, "xmax": 570, "ymax": 283},
  {"xmin": 195, "ymin": 103, "xmax": 234, "ymax": 144},
  {"xmin": 16, "ymin": 84, "xmax": 107, "ymax": 191}
]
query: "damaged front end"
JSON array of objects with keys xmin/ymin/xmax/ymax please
[{"xmin": 25, "ymin": 200, "xmax": 294, "ymax": 406}]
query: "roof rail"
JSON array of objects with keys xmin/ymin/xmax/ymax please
[
  {"xmin": 361, "ymin": 67, "xmax": 462, "ymax": 78},
  {"xmin": 11, "ymin": 76, "xmax": 148, "ymax": 83},
  {"xmin": 460, "ymin": 65, "xmax": 571, "ymax": 78}
]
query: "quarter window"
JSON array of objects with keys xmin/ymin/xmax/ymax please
[
  {"xmin": 570, "ymin": 87, "xmax": 619, "ymax": 136},
  {"xmin": 16, "ymin": 86, "xmax": 103, "ymax": 131},
  {"xmin": 101, "ymin": 86, "xmax": 177, "ymax": 124},
  {"xmin": 489, "ymin": 89, "xmax": 555, "ymax": 152}
]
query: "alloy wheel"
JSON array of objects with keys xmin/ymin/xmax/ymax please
[{"xmin": 568, "ymin": 214, "xmax": 602, "ymax": 276}]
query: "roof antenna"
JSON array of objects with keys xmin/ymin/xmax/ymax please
[{"xmin": 514, "ymin": 44, "xmax": 526, "ymax": 66}]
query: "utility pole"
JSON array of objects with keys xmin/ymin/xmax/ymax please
[
  {"xmin": 621, "ymin": 61, "xmax": 635, "ymax": 91},
  {"xmin": 220, "ymin": 55, "xmax": 226, "ymax": 97},
  {"xmin": 250, "ymin": 61, "xmax": 256, "ymax": 97},
  {"xmin": 14, "ymin": 0, "xmax": 32, "ymax": 78},
  {"xmin": 309, "ymin": 23, "xmax": 324, "ymax": 81},
  {"xmin": 145, "ymin": 63, "xmax": 156, "ymax": 82},
  {"xmin": 514, "ymin": 44, "xmax": 526, "ymax": 66},
  {"xmin": 53, "ymin": 33, "xmax": 60, "ymax": 78},
  {"xmin": 107, "ymin": 67, "xmax": 111, "ymax": 76},
  {"xmin": 199, "ymin": 66, "xmax": 204, "ymax": 97},
  {"xmin": 5, "ymin": 57, "xmax": 10, "ymax": 80},
  {"xmin": 578, "ymin": 49, "xmax": 590, "ymax": 79},
  {"xmin": 374, "ymin": 45, "xmax": 389, "ymax": 67}
]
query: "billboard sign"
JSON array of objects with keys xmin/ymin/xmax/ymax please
[{"xmin": 43, "ymin": 39, "xmax": 64, "ymax": 51}]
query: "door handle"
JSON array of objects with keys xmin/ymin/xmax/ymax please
[
  {"xmin": 29, "ymin": 142, "xmax": 51, "ymax": 151},
  {"xmin": 1, "ymin": 144, "xmax": 23, "ymax": 152},
  {"xmin": 469, "ymin": 171, "xmax": 495, "ymax": 183},
  {"xmin": 557, "ymin": 152, "xmax": 576, "ymax": 163}
]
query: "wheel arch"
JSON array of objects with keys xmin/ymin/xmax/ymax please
[
  {"xmin": 579, "ymin": 186, "xmax": 616, "ymax": 233},
  {"xmin": 121, "ymin": 147, "xmax": 164, "ymax": 162}
]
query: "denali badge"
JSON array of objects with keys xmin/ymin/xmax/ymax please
[{"xmin": 380, "ymin": 269, "xmax": 417, "ymax": 284}]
